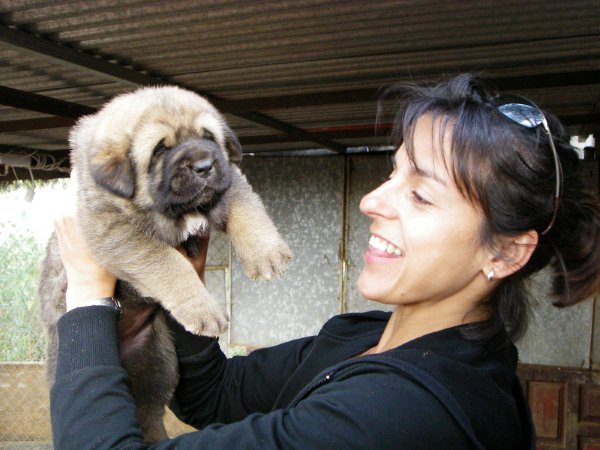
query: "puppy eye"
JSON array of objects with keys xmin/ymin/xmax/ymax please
[
  {"xmin": 152, "ymin": 140, "xmax": 169, "ymax": 156},
  {"xmin": 202, "ymin": 129, "xmax": 216, "ymax": 142}
]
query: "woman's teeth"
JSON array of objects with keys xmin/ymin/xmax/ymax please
[{"xmin": 369, "ymin": 235, "xmax": 403, "ymax": 256}]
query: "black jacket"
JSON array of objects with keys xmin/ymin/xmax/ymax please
[{"xmin": 51, "ymin": 307, "xmax": 535, "ymax": 449}]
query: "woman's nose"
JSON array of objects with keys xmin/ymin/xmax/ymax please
[{"xmin": 360, "ymin": 182, "xmax": 398, "ymax": 219}]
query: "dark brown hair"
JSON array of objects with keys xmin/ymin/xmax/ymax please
[{"xmin": 380, "ymin": 73, "xmax": 600, "ymax": 340}]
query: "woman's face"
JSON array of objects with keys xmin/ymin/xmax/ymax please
[{"xmin": 357, "ymin": 114, "xmax": 492, "ymax": 308}]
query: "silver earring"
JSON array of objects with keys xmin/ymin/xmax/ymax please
[{"xmin": 486, "ymin": 270, "xmax": 495, "ymax": 281}]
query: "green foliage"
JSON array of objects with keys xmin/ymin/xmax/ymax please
[
  {"xmin": 0, "ymin": 225, "xmax": 46, "ymax": 361},
  {"xmin": 0, "ymin": 178, "xmax": 60, "ymax": 194}
]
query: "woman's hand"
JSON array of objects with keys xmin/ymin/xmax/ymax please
[
  {"xmin": 177, "ymin": 237, "xmax": 210, "ymax": 283},
  {"xmin": 54, "ymin": 174, "xmax": 117, "ymax": 311}
]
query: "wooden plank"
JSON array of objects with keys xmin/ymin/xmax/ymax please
[{"xmin": 529, "ymin": 381, "xmax": 566, "ymax": 442}]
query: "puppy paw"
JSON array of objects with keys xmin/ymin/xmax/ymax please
[
  {"xmin": 238, "ymin": 236, "xmax": 293, "ymax": 281},
  {"xmin": 169, "ymin": 297, "xmax": 229, "ymax": 337}
]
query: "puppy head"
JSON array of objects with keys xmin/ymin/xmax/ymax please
[{"xmin": 72, "ymin": 86, "xmax": 242, "ymax": 218}]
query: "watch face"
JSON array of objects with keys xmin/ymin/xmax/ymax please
[
  {"xmin": 111, "ymin": 297, "xmax": 122, "ymax": 310},
  {"xmin": 78, "ymin": 297, "xmax": 121, "ymax": 312}
]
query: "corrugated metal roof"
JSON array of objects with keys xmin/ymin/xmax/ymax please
[{"xmin": 0, "ymin": 0, "xmax": 599, "ymax": 178}]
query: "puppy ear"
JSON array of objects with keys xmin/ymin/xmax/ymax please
[
  {"xmin": 90, "ymin": 144, "xmax": 136, "ymax": 199},
  {"xmin": 71, "ymin": 113, "xmax": 136, "ymax": 199},
  {"xmin": 223, "ymin": 125, "xmax": 242, "ymax": 165}
]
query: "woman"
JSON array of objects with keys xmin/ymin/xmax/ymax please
[{"xmin": 50, "ymin": 74, "xmax": 600, "ymax": 449}]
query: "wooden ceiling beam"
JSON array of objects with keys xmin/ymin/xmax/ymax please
[
  {"xmin": 225, "ymin": 70, "xmax": 600, "ymax": 113},
  {"xmin": 495, "ymin": 70, "xmax": 600, "ymax": 91},
  {"xmin": 240, "ymin": 110, "xmax": 600, "ymax": 146},
  {"xmin": 0, "ymin": 24, "xmax": 346, "ymax": 153},
  {"xmin": 0, "ymin": 84, "xmax": 94, "ymax": 117},
  {"xmin": 220, "ymin": 89, "xmax": 379, "ymax": 112},
  {"xmin": 0, "ymin": 116, "xmax": 75, "ymax": 132},
  {"xmin": 0, "ymin": 24, "xmax": 161, "ymax": 87},
  {"xmin": 241, "ymin": 125, "xmax": 388, "ymax": 146}
]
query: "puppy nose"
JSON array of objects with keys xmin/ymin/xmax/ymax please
[{"xmin": 191, "ymin": 158, "xmax": 213, "ymax": 175}]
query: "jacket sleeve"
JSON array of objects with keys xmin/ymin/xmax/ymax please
[
  {"xmin": 165, "ymin": 313, "xmax": 315, "ymax": 427},
  {"xmin": 50, "ymin": 307, "xmax": 471, "ymax": 450}
]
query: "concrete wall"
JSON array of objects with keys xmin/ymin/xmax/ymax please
[{"xmin": 211, "ymin": 154, "xmax": 599, "ymax": 369}]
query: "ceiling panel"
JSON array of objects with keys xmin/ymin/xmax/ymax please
[{"xmin": 0, "ymin": 0, "xmax": 598, "ymax": 178}]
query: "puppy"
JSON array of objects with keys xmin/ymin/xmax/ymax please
[{"xmin": 39, "ymin": 86, "xmax": 292, "ymax": 442}]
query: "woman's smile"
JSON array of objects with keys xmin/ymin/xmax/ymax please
[{"xmin": 366, "ymin": 234, "xmax": 404, "ymax": 259}]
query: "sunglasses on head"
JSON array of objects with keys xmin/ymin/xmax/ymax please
[{"xmin": 495, "ymin": 97, "xmax": 562, "ymax": 235}]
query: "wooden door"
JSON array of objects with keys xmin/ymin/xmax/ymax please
[{"xmin": 518, "ymin": 364, "xmax": 600, "ymax": 450}]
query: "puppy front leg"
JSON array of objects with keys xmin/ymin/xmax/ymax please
[
  {"xmin": 131, "ymin": 247, "xmax": 228, "ymax": 336},
  {"xmin": 83, "ymin": 227, "xmax": 228, "ymax": 336},
  {"xmin": 225, "ymin": 167, "xmax": 292, "ymax": 280}
]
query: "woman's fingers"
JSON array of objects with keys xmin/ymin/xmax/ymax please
[
  {"xmin": 54, "ymin": 173, "xmax": 117, "ymax": 310},
  {"xmin": 177, "ymin": 236, "xmax": 210, "ymax": 282}
]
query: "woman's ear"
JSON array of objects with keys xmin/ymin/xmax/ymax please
[{"xmin": 483, "ymin": 230, "xmax": 539, "ymax": 280}]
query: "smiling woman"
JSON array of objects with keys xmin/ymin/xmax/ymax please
[
  {"xmin": 47, "ymin": 74, "xmax": 600, "ymax": 450},
  {"xmin": 374, "ymin": 75, "xmax": 600, "ymax": 343},
  {"xmin": 357, "ymin": 115, "xmax": 502, "ymax": 349}
]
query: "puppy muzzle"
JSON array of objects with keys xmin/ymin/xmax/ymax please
[
  {"xmin": 156, "ymin": 138, "xmax": 231, "ymax": 218},
  {"xmin": 168, "ymin": 138, "xmax": 216, "ymax": 177}
]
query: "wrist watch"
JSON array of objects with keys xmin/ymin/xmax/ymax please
[{"xmin": 77, "ymin": 297, "xmax": 122, "ymax": 315}]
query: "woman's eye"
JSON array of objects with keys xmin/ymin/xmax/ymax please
[{"xmin": 412, "ymin": 190, "xmax": 432, "ymax": 205}]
